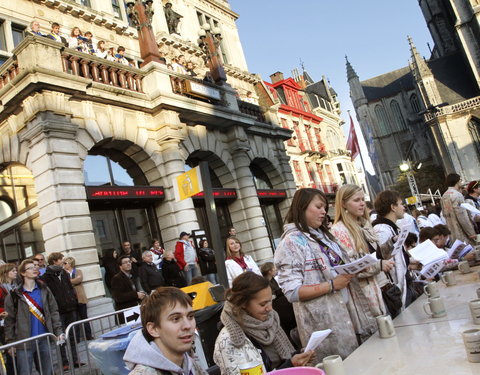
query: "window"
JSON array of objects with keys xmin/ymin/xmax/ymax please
[
  {"xmin": 112, "ymin": 0, "xmax": 123, "ymax": 19},
  {"xmin": 390, "ymin": 100, "xmax": 406, "ymax": 131},
  {"xmin": 0, "ymin": 199, "xmax": 13, "ymax": 221},
  {"xmin": 95, "ymin": 220, "xmax": 107, "ymax": 239},
  {"xmin": 127, "ymin": 217, "xmax": 137, "ymax": 235},
  {"xmin": 292, "ymin": 160, "xmax": 303, "ymax": 185},
  {"xmin": 84, "ymin": 155, "xmax": 135, "ymax": 186},
  {"xmin": 374, "ymin": 105, "xmax": 390, "ymax": 136},
  {"xmin": 0, "ymin": 21, "xmax": 7, "ymax": 51},
  {"xmin": 468, "ymin": 117, "xmax": 480, "ymax": 159},
  {"xmin": 79, "ymin": 0, "xmax": 91, "ymax": 6},
  {"xmin": 250, "ymin": 164, "xmax": 273, "ymax": 190},
  {"xmin": 410, "ymin": 94, "xmax": 421, "ymax": 113},
  {"xmin": 11, "ymin": 24, "xmax": 25, "ymax": 47}
]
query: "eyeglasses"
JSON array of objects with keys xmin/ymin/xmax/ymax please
[
  {"xmin": 33, "ymin": 258, "xmax": 43, "ymax": 261},
  {"xmin": 25, "ymin": 265, "xmax": 39, "ymax": 271}
]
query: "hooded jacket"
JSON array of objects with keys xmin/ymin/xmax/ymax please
[{"xmin": 123, "ymin": 330, "xmax": 207, "ymax": 375}]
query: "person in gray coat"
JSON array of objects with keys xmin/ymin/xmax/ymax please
[{"xmin": 4, "ymin": 258, "xmax": 63, "ymax": 375}]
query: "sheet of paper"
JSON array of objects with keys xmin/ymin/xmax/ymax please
[
  {"xmin": 459, "ymin": 244, "xmax": 473, "ymax": 259},
  {"xmin": 304, "ymin": 329, "xmax": 332, "ymax": 352},
  {"xmin": 461, "ymin": 203, "xmax": 480, "ymax": 216},
  {"xmin": 333, "ymin": 253, "xmax": 377, "ymax": 275},
  {"xmin": 409, "ymin": 239, "xmax": 449, "ymax": 265},
  {"xmin": 392, "ymin": 224, "xmax": 410, "ymax": 256},
  {"xmin": 447, "ymin": 239, "xmax": 467, "ymax": 259},
  {"xmin": 420, "ymin": 259, "xmax": 445, "ymax": 279}
]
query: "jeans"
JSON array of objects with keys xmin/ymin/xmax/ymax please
[
  {"xmin": 16, "ymin": 338, "xmax": 53, "ymax": 375},
  {"xmin": 183, "ymin": 263, "xmax": 200, "ymax": 285},
  {"xmin": 75, "ymin": 303, "xmax": 93, "ymax": 340},
  {"xmin": 205, "ymin": 273, "xmax": 218, "ymax": 284},
  {"xmin": 60, "ymin": 311, "xmax": 78, "ymax": 366}
]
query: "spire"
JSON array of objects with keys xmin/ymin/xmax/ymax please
[
  {"xmin": 346, "ymin": 55, "xmax": 358, "ymax": 81},
  {"xmin": 408, "ymin": 36, "xmax": 432, "ymax": 79}
]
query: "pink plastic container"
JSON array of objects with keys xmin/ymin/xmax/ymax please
[{"xmin": 266, "ymin": 367, "xmax": 325, "ymax": 375}]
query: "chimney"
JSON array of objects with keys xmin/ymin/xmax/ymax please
[{"xmin": 270, "ymin": 71, "xmax": 284, "ymax": 84}]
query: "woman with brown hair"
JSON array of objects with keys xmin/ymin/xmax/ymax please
[
  {"xmin": 274, "ymin": 188, "xmax": 359, "ymax": 360},
  {"xmin": 331, "ymin": 184, "xmax": 394, "ymax": 341},
  {"xmin": 213, "ymin": 272, "xmax": 313, "ymax": 374},
  {"xmin": 0, "ymin": 263, "xmax": 18, "ymax": 373},
  {"xmin": 225, "ymin": 236, "xmax": 261, "ymax": 286}
]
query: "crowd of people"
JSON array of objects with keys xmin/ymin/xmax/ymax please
[{"xmin": 0, "ymin": 171, "xmax": 479, "ymax": 374}]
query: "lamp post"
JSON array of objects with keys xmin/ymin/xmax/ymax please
[
  {"xmin": 197, "ymin": 23, "xmax": 227, "ymax": 86},
  {"xmin": 126, "ymin": 0, "xmax": 162, "ymax": 67},
  {"xmin": 399, "ymin": 161, "xmax": 422, "ymax": 209}
]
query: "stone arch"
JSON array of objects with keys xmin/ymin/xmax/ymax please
[
  {"xmin": 185, "ymin": 149, "xmax": 236, "ymax": 189},
  {"xmin": 250, "ymin": 157, "xmax": 285, "ymax": 190}
]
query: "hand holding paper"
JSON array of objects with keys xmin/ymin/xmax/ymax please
[
  {"xmin": 304, "ymin": 329, "xmax": 332, "ymax": 352},
  {"xmin": 333, "ymin": 253, "xmax": 377, "ymax": 275}
]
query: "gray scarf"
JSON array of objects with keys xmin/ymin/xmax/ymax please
[{"xmin": 220, "ymin": 301, "xmax": 294, "ymax": 360}]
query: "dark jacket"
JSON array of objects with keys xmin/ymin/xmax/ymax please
[
  {"xmin": 40, "ymin": 266, "xmax": 77, "ymax": 314},
  {"xmin": 111, "ymin": 271, "xmax": 140, "ymax": 310},
  {"xmin": 4, "ymin": 281, "xmax": 63, "ymax": 344},
  {"xmin": 139, "ymin": 263, "xmax": 165, "ymax": 294},
  {"xmin": 198, "ymin": 247, "xmax": 217, "ymax": 275},
  {"xmin": 162, "ymin": 259, "xmax": 187, "ymax": 288}
]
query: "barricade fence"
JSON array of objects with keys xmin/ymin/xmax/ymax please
[
  {"xmin": 0, "ymin": 333, "xmax": 63, "ymax": 375},
  {"xmin": 0, "ymin": 307, "xmax": 134, "ymax": 375}
]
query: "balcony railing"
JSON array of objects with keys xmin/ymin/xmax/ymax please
[
  {"xmin": 237, "ymin": 100, "xmax": 267, "ymax": 123},
  {"xmin": 61, "ymin": 50, "xmax": 144, "ymax": 93},
  {"xmin": 0, "ymin": 60, "xmax": 19, "ymax": 90},
  {"xmin": 423, "ymin": 96, "xmax": 480, "ymax": 121}
]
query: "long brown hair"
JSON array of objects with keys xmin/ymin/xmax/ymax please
[
  {"xmin": 0, "ymin": 263, "xmax": 16, "ymax": 284},
  {"xmin": 225, "ymin": 236, "xmax": 244, "ymax": 258},
  {"xmin": 334, "ymin": 184, "xmax": 369, "ymax": 254},
  {"xmin": 284, "ymin": 188, "xmax": 335, "ymax": 241}
]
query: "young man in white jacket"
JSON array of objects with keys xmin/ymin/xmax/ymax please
[
  {"xmin": 372, "ymin": 190, "xmax": 409, "ymax": 309},
  {"xmin": 123, "ymin": 287, "xmax": 206, "ymax": 375}
]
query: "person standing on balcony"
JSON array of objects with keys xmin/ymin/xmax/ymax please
[
  {"xmin": 68, "ymin": 27, "xmax": 86, "ymax": 52},
  {"xmin": 96, "ymin": 41, "xmax": 108, "ymax": 59},
  {"xmin": 25, "ymin": 20, "xmax": 45, "ymax": 37},
  {"xmin": 83, "ymin": 31, "xmax": 96, "ymax": 55},
  {"xmin": 47, "ymin": 22, "xmax": 67, "ymax": 47},
  {"xmin": 172, "ymin": 55, "xmax": 187, "ymax": 74},
  {"xmin": 115, "ymin": 46, "xmax": 130, "ymax": 66}
]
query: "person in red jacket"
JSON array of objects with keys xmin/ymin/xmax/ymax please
[{"xmin": 174, "ymin": 232, "xmax": 199, "ymax": 285}]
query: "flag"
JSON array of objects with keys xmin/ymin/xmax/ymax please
[
  {"xmin": 346, "ymin": 113, "xmax": 360, "ymax": 160},
  {"xmin": 366, "ymin": 124, "xmax": 378, "ymax": 164}
]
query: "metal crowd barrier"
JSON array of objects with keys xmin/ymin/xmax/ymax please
[
  {"xmin": 64, "ymin": 307, "xmax": 134, "ymax": 375},
  {"xmin": 0, "ymin": 333, "xmax": 63, "ymax": 375}
]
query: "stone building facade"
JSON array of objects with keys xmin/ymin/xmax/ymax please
[
  {"xmin": 347, "ymin": 0, "xmax": 480, "ymax": 188},
  {"xmin": 263, "ymin": 70, "xmax": 359, "ymax": 201},
  {"xmin": 0, "ymin": 0, "xmax": 296, "ymax": 303}
]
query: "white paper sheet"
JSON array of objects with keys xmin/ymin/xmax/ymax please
[
  {"xmin": 333, "ymin": 253, "xmax": 377, "ymax": 275},
  {"xmin": 392, "ymin": 224, "xmax": 410, "ymax": 256},
  {"xmin": 304, "ymin": 329, "xmax": 332, "ymax": 352},
  {"xmin": 461, "ymin": 203, "xmax": 480, "ymax": 216},
  {"xmin": 447, "ymin": 239, "xmax": 467, "ymax": 259},
  {"xmin": 409, "ymin": 239, "xmax": 449, "ymax": 265},
  {"xmin": 420, "ymin": 259, "xmax": 445, "ymax": 278}
]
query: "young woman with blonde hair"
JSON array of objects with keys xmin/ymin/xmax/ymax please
[{"xmin": 331, "ymin": 184, "xmax": 394, "ymax": 342}]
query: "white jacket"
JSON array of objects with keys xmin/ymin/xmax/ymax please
[
  {"xmin": 373, "ymin": 223, "xmax": 408, "ymax": 307},
  {"xmin": 225, "ymin": 255, "xmax": 261, "ymax": 287}
]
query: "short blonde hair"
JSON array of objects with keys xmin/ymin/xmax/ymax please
[
  {"xmin": 63, "ymin": 256, "xmax": 76, "ymax": 268},
  {"xmin": 164, "ymin": 248, "xmax": 174, "ymax": 256}
]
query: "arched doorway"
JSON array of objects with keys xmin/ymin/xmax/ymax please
[
  {"xmin": 84, "ymin": 145, "xmax": 164, "ymax": 256},
  {"xmin": 0, "ymin": 163, "xmax": 44, "ymax": 261},
  {"xmin": 186, "ymin": 151, "xmax": 235, "ymax": 246},
  {"xmin": 250, "ymin": 160, "xmax": 286, "ymax": 251}
]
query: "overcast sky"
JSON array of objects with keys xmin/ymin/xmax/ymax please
[{"xmin": 229, "ymin": 0, "xmax": 434, "ymax": 173}]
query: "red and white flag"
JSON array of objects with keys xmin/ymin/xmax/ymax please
[{"xmin": 346, "ymin": 113, "xmax": 360, "ymax": 161}]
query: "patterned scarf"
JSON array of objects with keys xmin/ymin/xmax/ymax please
[{"xmin": 220, "ymin": 301, "xmax": 294, "ymax": 360}]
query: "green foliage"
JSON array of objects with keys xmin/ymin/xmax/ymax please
[{"xmin": 392, "ymin": 164, "xmax": 445, "ymax": 199}]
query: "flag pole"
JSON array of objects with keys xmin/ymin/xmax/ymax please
[{"xmin": 348, "ymin": 110, "xmax": 375, "ymax": 201}]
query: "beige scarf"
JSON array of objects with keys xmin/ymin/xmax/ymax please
[{"xmin": 220, "ymin": 301, "xmax": 294, "ymax": 360}]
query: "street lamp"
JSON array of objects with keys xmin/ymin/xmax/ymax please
[
  {"xmin": 399, "ymin": 160, "xmax": 422, "ymax": 209},
  {"xmin": 197, "ymin": 23, "xmax": 227, "ymax": 85}
]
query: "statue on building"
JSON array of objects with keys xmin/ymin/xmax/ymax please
[{"xmin": 164, "ymin": 2, "xmax": 182, "ymax": 35}]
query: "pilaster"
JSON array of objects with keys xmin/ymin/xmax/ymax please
[{"xmin": 20, "ymin": 111, "xmax": 105, "ymax": 299}]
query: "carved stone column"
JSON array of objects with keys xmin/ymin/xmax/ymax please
[
  {"xmin": 227, "ymin": 128, "xmax": 272, "ymax": 262},
  {"xmin": 154, "ymin": 110, "xmax": 199, "ymax": 250},
  {"xmin": 20, "ymin": 112, "xmax": 105, "ymax": 300}
]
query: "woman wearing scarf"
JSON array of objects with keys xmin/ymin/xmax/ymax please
[
  {"xmin": 0, "ymin": 263, "xmax": 17, "ymax": 374},
  {"xmin": 225, "ymin": 237, "xmax": 261, "ymax": 287},
  {"xmin": 331, "ymin": 184, "xmax": 394, "ymax": 342},
  {"xmin": 149, "ymin": 239, "xmax": 164, "ymax": 269},
  {"xmin": 274, "ymin": 188, "xmax": 359, "ymax": 360},
  {"xmin": 213, "ymin": 272, "xmax": 313, "ymax": 374}
]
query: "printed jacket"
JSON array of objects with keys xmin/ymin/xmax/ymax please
[{"xmin": 441, "ymin": 187, "xmax": 475, "ymax": 244}]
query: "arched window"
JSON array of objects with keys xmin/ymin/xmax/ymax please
[
  {"xmin": 410, "ymin": 94, "xmax": 420, "ymax": 113},
  {"xmin": 250, "ymin": 164, "xmax": 273, "ymax": 189},
  {"xmin": 468, "ymin": 117, "xmax": 480, "ymax": 158},
  {"xmin": 374, "ymin": 105, "xmax": 389, "ymax": 136},
  {"xmin": 390, "ymin": 100, "xmax": 407, "ymax": 131},
  {"xmin": 84, "ymin": 155, "xmax": 135, "ymax": 186},
  {"xmin": 326, "ymin": 129, "xmax": 339, "ymax": 150}
]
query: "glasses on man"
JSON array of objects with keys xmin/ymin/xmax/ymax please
[{"xmin": 33, "ymin": 258, "xmax": 44, "ymax": 262}]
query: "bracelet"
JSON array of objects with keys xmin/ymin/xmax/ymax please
[
  {"xmin": 327, "ymin": 280, "xmax": 333, "ymax": 294},
  {"xmin": 329, "ymin": 279, "xmax": 335, "ymax": 293}
]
